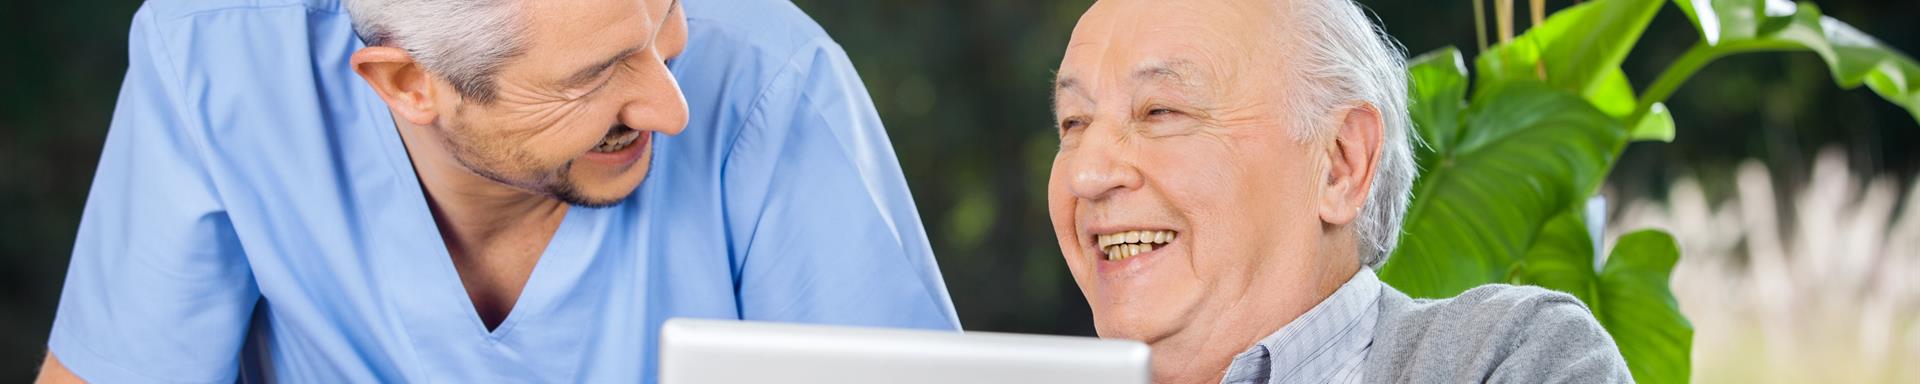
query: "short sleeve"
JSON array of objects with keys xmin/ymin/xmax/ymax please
[
  {"xmin": 47, "ymin": 6, "xmax": 260, "ymax": 383},
  {"xmin": 722, "ymin": 40, "xmax": 959, "ymax": 331}
]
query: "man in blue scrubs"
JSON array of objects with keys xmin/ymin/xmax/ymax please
[{"xmin": 38, "ymin": 0, "xmax": 958, "ymax": 381}]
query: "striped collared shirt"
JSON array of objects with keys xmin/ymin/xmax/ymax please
[{"xmin": 1220, "ymin": 267, "xmax": 1383, "ymax": 384}]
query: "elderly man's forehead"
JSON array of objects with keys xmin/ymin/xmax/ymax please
[
  {"xmin": 1055, "ymin": 0, "xmax": 1287, "ymax": 88},
  {"xmin": 1080, "ymin": 0, "xmax": 1285, "ymax": 38}
]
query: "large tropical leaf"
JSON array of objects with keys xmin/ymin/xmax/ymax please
[
  {"xmin": 1407, "ymin": 47, "xmax": 1468, "ymax": 168},
  {"xmin": 1397, "ymin": 44, "xmax": 1682, "ymax": 383},
  {"xmin": 1473, "ymin": 0, "xmax": 1660, "ymax": 93},
  {"xmin": 1510, "ymin": 209, "xmax": 1601, "ymax": 307},
  {"xmin": 1511, "ymin": 211, "xmax": 1693, "ymax": 383},
  {"xmin": 1380, "ymin": 74, "xmax": 1626, "ymax": 298},
  {"xmin": 1476, "ymin": 0, "xmax": 1676, "ymax": 142},
  {"xmin": 1597, "ymin": 230, "xmax": 1694, "ymax": 384},
  {"xmin": 1672, "ymin": 0, "xmax": 1920, "ymax": 124},
  {"xmin": 1541, "ymin": 0, "xmax": 1662, "ymax": 95},
  {"xmin": 1385, "ymin": 2, "xmax": 1917, "ymax": 383}
]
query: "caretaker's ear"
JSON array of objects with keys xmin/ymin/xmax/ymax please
[
  {"xmin": 352, "ymin": 47, "xmax": 441, "ymax": 127},
  {"xmin": 1318, "ymin": 102, "xmax": 1383, "ymax": 227}
]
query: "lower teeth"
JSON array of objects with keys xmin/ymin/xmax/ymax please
[{"xmin": 1105, "ymin": 244, "xmax": 1157, "ymax": 260}]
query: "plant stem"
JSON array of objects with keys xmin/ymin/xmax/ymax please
[
  {"xmin": 1630, "ymin": 39, "xmax": 1807, "ymax": 127},
  {"xmin": 1529, "ymin": 0, "xmax": 1544, "ymax": 28},
  {"xmin": 1629, "ymin": 43, "xmax": 1719, "ymax": 125},
  {"xmin": 1473, "ymin": 0, "xmax": 1488, "ymax": 54},
  {"xmin": 1496, "ymin": 0, "xmax": 1514, "ymax": 43},
  {"xmin": 1528, "ymin": 0, "xmax": 1545, "ymax": 80}
]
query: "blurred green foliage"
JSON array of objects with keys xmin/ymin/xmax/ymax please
[
  {"xmin": 1384, "ymin": 1, "xmax": 1918, "ymax": 381},
  {"xmin": 2, "ymin": 0, "xmax": 1917, "ymax": 380}
]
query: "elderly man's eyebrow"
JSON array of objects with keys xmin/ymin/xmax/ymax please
[
  {"xmin": 556, "ymin": 0, "xmax": 681, "ymax": 89},
  {"xmin": 1133, "ymin": 59, "xmax": 1201, "ymax": 88},
  {"xmin": 1053, "ymin": 75, "xmax": 1093, "ymax": 105}
]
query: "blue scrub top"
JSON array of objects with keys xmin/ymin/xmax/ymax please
[{"xmin": 47, "ymin": 0, "xmax": 960, "ymax": 382}]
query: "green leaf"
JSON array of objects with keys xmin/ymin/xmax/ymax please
[
  {"xmin": 1671, "ymin": 0, "xmax": 1920, "ymax": 124},
  {"xmin": 1537, "ymin": 0, "xmax": 1664, "ymax": 95},
  {"xmin": 1497, "ymin": 192, "xmax": 1690, "ymax": 382},
  {"xmin": 1473, "ymin": 0, "xmax": 1669, "ymax": 141},
  {"xmin": 1380, "ymin": 81, "xmax": 1626, "ymax": 298},
  {"xmin": 1474, "ymin": 24, "xmax": 1546, "ymax": 94},
  {"xmin": 1865, "ymin": 60, "xmax": 1920, "ymax": 124},
  {"xmin": 1408, "ymin": 47, "xmax": 1469, "ymax": 163},
  {"xmin": 1510, "ymin": 208, "xmax": 1601, "ymax": 308},
  {"xmin": 1592, "ymin": 68, "xmax": 1677, "ymax": 142},
  {"xmin": 1672, "ymin": 0, "xmax": 1781, "ymax": 46},
  {"xmin": 1513, "ymin": 218, "xmax": 1693, "ymax": 384},
  {"xmin": 1475, "ymin": 0, "xmax": 1664, "ymax": 97},
  {"xmin": 1631, "ymin": 102, "xmax": 1676, "ymax": 142},
  {"xmin": 1586, "ymin": 68, "xmax": 1639, "ymax": 118},
  {"xmin": 1599, "ymin": 230, "xmax": 1694, "ymax": 384}
]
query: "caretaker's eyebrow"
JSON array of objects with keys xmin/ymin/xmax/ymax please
[{"xmin": 559, "ymin": 46, "xmax": 643, "ymax": 89}]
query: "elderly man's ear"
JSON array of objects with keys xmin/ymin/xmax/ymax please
[
  {"xmin": 1317, "ymin": 103, "xmax": 1384, "ymax": 227},
  {"xmin": 351, "ymin": 46, "xmax": 442, "ymax": 127}
]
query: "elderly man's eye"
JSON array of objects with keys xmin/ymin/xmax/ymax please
[
  {"xmin": 1059, "ymin": 118, "xmax": 1087, "ymax": 133},
  {"xmin": 1147, "ymin": 107, "xmax": 1176, "ymax": 117}
]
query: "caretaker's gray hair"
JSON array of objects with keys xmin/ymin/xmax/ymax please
[
  {"xmin": 345, "ymin": 0, "xmax": 529, "ymax": 103},
  {"xmin": 1280, "ymin": 0, "xmax": 1416, "ymax": 269}
]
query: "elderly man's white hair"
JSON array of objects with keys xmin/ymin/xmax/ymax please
[
  {"xmin": 1282, "ymin": 0, "xmax": 1415, "ymax": 269},
  {"xmin": 345, "ymin": 0, "xmax": 528, "ymax": 103}
]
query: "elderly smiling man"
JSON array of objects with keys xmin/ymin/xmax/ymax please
[
  {"xmin": 38, "ymin": 0, "xmax": 956, "ymax": 382},
  {"xmin": 1049, "ymin": 0, "xmax": 1633, "ymax": 383}
]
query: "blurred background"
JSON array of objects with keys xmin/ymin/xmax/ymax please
[{"xmin": 3, "ymin": 0, "xmax": 1916, "ymax": 381}]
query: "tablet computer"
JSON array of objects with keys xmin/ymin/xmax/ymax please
[{"xmin": 660, "ymin": 318, "xmax": 1150, "ymax": 384}]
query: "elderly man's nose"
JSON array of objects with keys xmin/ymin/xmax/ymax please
[
  {"xmin": 1066, "ymin": 141, "xmax": 1141, "ymax": 200},
  {"xmin": 618, "ymin": 63, "xmax": 690, "ymax": 136}
]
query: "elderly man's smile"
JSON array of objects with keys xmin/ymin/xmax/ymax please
[{"xmin": 1094, "ymin": 229, "xmax": 1177, "ymax": 261}]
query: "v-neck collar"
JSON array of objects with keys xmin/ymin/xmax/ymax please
[
  {"xmin": 358, "ymin": 77, "xmax": 597, "ymax": 343},
  {"xmin": 477, "ymin": 208, "xmax": 591, "ymax": 339}
]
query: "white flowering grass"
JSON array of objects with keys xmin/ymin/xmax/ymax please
[{"xmin": 1610, "ymin": 149, "xmax": 1920, "ymax": 383}]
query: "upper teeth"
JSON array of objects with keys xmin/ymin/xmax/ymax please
[
  {"xmin": 594, "ymin": 130, "xmax": 642, "ymax": 153},
  {"xmin": 1097, "ymin": 230, "xmax": 1175, "ymax": 261}
]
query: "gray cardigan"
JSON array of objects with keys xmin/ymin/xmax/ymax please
[{"xmin": 1361, "ymin": 283, "xmax": 1635, "ymax": 383}]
